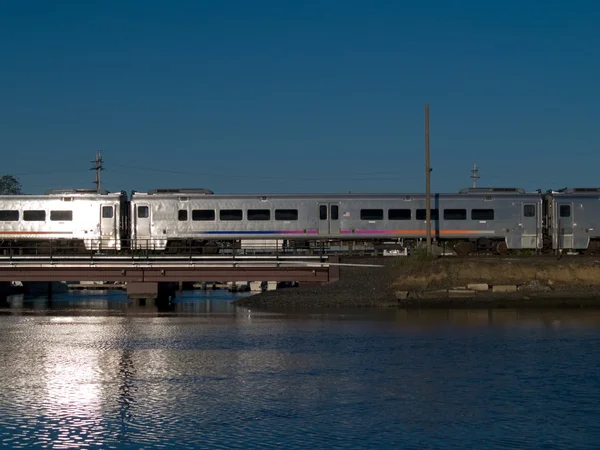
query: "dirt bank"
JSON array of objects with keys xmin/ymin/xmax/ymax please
[
  {"xmin": 233, "ymin": 257, "xmax": 396, "ymax": 309},
  {"xmin": 233, "ymin": 256, "xmax": 600, "ymax": 309},
  {"xmin": 392, "ymin": 256, "xmax": 600, "ymax": 290}
]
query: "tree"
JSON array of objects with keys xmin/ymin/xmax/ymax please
[{"xmin": 0, "ymin": 175, "xmax": 23, "ymax": 195}]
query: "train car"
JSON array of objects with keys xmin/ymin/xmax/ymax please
[
  {"xmin": 0, "ymin": 189, "xmax": 127, "ymax": 253},
  {"xmin": 129, "ymin": 187, "xmax": 543, "ymax": 254},
  {"xmin": 545, "ymin": 188, "xmax": 600, "ymax": 252},
  {"xmin": 130, "ymin": 189, "xmax": 214, "ymax": 251}
]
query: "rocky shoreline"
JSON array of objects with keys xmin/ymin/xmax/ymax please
[{"xmin": 233, "ymin": 256, "xmax": 600, "ymax": 309}]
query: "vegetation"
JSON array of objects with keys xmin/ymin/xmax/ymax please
[
  {"xmin": 392, "ymin": 246, "xmax": 437, "ymax": 271},
  {"xmin": 0, "ymin": 175, "xmax": 23, "ymax": 195}
]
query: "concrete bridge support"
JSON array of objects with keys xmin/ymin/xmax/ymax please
[{"xmin": 126, "ymin": 282, "xmax": 176, "ymax": 301}]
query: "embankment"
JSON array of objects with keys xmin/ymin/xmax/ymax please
[{"xmin": 233, "ymin": 256, "xmax": 600, "ymax": 309}]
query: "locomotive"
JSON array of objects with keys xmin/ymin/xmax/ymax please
[{"xmin": 0, "ymin": 187, "xmax": 599, "ymax": 255}]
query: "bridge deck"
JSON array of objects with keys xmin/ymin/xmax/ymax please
[{"xmin": 0, "ymin": 255, "xmax": 339, "ymax": 283}]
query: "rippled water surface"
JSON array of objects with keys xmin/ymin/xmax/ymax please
[{"xmin": 1, "ymin": 291, "xmax": 600, "ymax": 449}]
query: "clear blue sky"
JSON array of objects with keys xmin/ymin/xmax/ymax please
[{"xmin": 1, "ymin": 0, "xmax": 599, "ymax": 194}]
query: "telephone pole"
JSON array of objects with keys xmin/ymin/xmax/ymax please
[
  {"xmin": 425, "ymin": 104, "xmax": 432, "ymax": 255},
  {"xmin": 471, "ymin": 163, "xmax": 480, "ymax": 188},
  {"xmin": 90, "ymin": 151, "xmax": 104, "ymax": 192}
]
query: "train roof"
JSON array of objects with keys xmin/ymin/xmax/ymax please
[
  {"xmin": 0, "ymin": 190, "xmax": 125, "ymax": 199},
  {"xmin": 130, "ymin": 190, "xmax": 542, "ymax": 201},
  {"xmin": 44, "ymin": 188, "xmax": 111, "ymax": 195},
  {"xmin": 458, "ymin": 187, "xmax": 526, "ymax": 194},
  {"xmin": 133, "ymin": 186, "xmax": 537, "ymax": 198},
  {"xmin": 146, "ymin": 188, "xmax": 214, "ymax": 195},
  {"xmin": 548, "ymin": 188, "xmax": 600, "ymax": 195}
]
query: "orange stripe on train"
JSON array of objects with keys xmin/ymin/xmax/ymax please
[{"xmin": 0, "ymin": 231, "xmax": 73, "ymax": 235}]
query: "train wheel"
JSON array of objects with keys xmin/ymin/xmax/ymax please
[
  {"xmin": 454, "ymin": 242, "xmax": 473, "ymax": 256},
  {"xmin": 38, "ymin": 242, "xmax": 52, "ymax": 255},
  {"xmin": 201, "ymin": 242, "xmax": 219, "ymax": 255},
  {"xmin": 495, "ymin": 242, "xmax": 509, "ymax": 255}
]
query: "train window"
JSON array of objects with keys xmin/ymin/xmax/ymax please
[
  {"xmin": 178, "ymin": 209, "xmax": 188, "ymax": 221},
  {"xmin": 248, "ymin": 209, "xmax": 271, "ymax": 221},
  {"xmin": 388, "ymin": 209, "xmax": 411, "ymax": 220},
  {"xmin": 471, "ymin": 209, "xmax": 494, "ymax": 220},
  {"xmin": 559, "ymin": 205, "xmax": 571, "ymax": 218},
  {"xmin": 102, "ymin": 206, "xmax": 114, "ymax": 219},
  {"xmin": 220, "ymin": 209, "xmax": 243, "ymax": 221},
  {"xmin": 331, "ymin": 205, "xmax": 339, "ymax": 220},
  {"xmin": 23, "ymin": 210, "xmax": 46, "ymax": 221},
  {"xmin": 360, "ymin": 209, "xmax": 384, "ymax": 220},
  {"xmin": 523, "ymin": 205, "xmax": 536, "ymax": 217},
  {"xmin": 416, "ymin": 209, "xmax": 439, "ymax": 220},
  {"xmin": 444, "ymin": 209, "xmax": 467, "ymax": 220},
  {"xmin": 275, "ymin": 209, "xmax": 298, "ymax": 221},
  {"xmin": 0, "ymin": 210, "xmax": 19, "ymax": 221},
  {"xmin": 137, "ymin": 206, "xmax": 149, "ymax": 218},
  {"xmin": 192, "ymin": 209, "xmax": 215, "ymax": 221},
  {"xmin": 319, "ymin": 205, "xmax": 327, "ymax": 220},
  {"xmin": 50, "ymin": 210, "xmax": 73, "ymax": 221}
]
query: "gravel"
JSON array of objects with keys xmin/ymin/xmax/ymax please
[{"xmin": 233, "ymin": 257, "xmax": 396, "ymax": 309}]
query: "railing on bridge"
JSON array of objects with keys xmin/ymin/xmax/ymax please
[{"xmin": 0, "ymin": 238, "xmax": 404, "ymax": 258}]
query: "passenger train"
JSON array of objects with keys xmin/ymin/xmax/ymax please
[{"xmin": 0, "ymin": 187, "xmax": 598, "ymax": 255}]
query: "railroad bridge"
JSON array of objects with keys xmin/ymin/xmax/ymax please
[{"xmin": 0, "ymin": 255, "xmax": 341, "ymax": 300}]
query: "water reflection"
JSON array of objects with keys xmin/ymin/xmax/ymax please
[
  {"xmin": 6, "ymin": 289, "xmax": 600, "ymax": 329},
  {"xmin": 391, "ymin": 308, "xmax": 600, "ymax": 330},
  {"xmin": 0, "ymin": 292, "xmax": 600, "ymax": 448},
  {"xmin": 40, "ymin": 321, "xmax": 106, "ymax": 447},
  {"xmin": 0, "ymin": 289, "xmax": 254, "ymax": 317}
]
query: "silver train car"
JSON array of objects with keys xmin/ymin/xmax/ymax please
[
  {"xmin": 0, "ymin": 189, "xmax": 127, "ymax": 252},
  {"xmin": 545, "ymin": 188, "xmax": 600, "ymax": 253},
  {"xmin": 129, "ymin": 187, "xmax": 544, "ymax": 254}
]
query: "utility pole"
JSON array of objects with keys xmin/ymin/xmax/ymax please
[
  {"xmin": 425, "ymin": 104, "xmax": 432, "ymax": 255},
  {"xmin": 90, "ymin": 151, "xmax": 104, "ymax": 192},
  {"xmin": 471, "ymin": 163, "xmax": 480, "ymax": 188}
]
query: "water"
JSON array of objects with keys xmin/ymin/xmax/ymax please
[{"xmin": 0, "ymin": 291, "xmax": 600, "ymax": 449}]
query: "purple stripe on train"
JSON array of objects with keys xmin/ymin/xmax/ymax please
[
  {"xmin": 340, "ymin": 230, "xmax": 389, "ymax": 234},
  {"xmin": 194, "ymin": 230, "xmax": 319, "ymax": 235}
]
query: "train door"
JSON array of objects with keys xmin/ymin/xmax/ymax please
[
  {"xmin": 521, "ymin": 203, "xmax": 540, "ymax": 248},
  {"xmin": 556, "ymin": 202, "xmax": 574, "ymax": 250},
  {"xmin": 100, "ymin": 204, "xmax": 116, "ymax": 249},
  {"xmin": 135, "ymin": 203, "xmax": 151, "ymax": 249},
  {"xmin": 317, "ymin": 203, "xmax": 340, "ymax": 236}
]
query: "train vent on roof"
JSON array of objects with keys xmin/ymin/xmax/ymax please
[
  {"xmin": 45, "ymin": 189, "xmax": 109, "ymax": 195},
  {"xmin": 148, "ymin": 188, "xmax": 214, "ymax": 195},
  {"xmin": 566, "ymin": 188, "xmax": 600, "ymax": 193},
  {"xmin": 458, "ymin": 187, "xmax": 525, "ymax": 194}
]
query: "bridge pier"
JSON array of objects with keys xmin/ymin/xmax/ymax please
[
  {"xmin": 126, "ymin": 282, "xmax": 176, "ymax": 301},
  {"xmin": 328, "ymin": 256, "xmax": 340, "ymax": 282},
  {"xmin": 0, "ymin": 282, "xmax": 10, "ymax": 305}
]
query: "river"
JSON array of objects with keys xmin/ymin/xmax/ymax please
[{"xmin": 0, "ymin": 290, "xmax": 599, "ymax": 449}]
